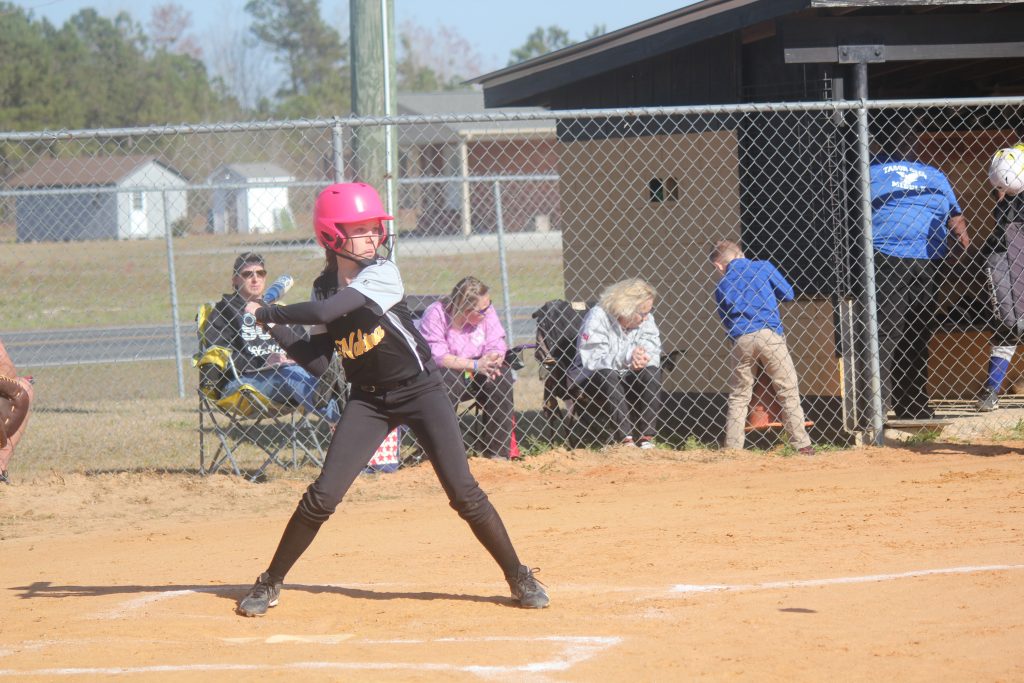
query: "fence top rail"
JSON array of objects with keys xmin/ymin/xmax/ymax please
[
  {"xmin": 2, "ymin": 95, "xmax": 1023, "ymax": 143},
  {"xmin": 0, "ymin": 175, "xmax": 561, "ymax": 197}
]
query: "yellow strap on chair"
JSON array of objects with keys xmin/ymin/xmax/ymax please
[
  {"xmin": 193, "ymin": 345, "xmax": 232, "ymax": 371},
  {"xmin": 195, "ymin": 303, "xmax": 214, "ymax": 345},
  {"xmin": 216, "ymin": 383, "xmax": 289, "ymax": 418}
]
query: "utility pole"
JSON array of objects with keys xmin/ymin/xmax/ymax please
[{"xmin": 350, "ymin": 0, "xmax": 396, "ymax": 209}]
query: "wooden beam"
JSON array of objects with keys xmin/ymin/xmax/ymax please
[{"xmin": 786, "ymin": 42, "xmax": 1024, "ymax": 63}]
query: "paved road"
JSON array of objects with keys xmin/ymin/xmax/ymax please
[{"xmin": 2, "ymin": 306, "xmax": 541, "ymax": 369}]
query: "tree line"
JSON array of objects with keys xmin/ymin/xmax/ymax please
[{"xmin": 0, "ymin": 0, "xmax": 604, "ymax": 131}]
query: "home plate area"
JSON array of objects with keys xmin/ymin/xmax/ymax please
[
  {"xmin": 0, "ymin": 634, "xmax": 621, "ymax": 679},
  {"xmin": 0, "ymin": 582, "xmax": 623, "ymax": 680},
  {"xmin": 4, "ymin": 564, "xmax": 1023, "ymax": 680}
]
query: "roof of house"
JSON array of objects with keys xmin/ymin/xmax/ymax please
[
  {"xmin": 8, "ymin": 155, "xmax": 185, "ymax": 188},
  {"xmin": 214, "ymin": 162, "xmax": 293, "ymax": 180},
  {"xmin": 472, "ymin": 0, "xmax": 1024, "ymax": 106}
]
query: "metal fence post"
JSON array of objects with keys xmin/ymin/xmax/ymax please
[
  {"xmin": 852, "ymin": 64, "xmax": 885, "ymax": 445},
  {"xmin": 460, "ymin": 137, "xmax": 472, "ymax": 236},
  {"xmin": 491, "ymin": 179, "xmax": 516, "ymax": 344},
  {"xmin": 162, "ymin": 190, "xmax": 185, "ymax": 399},
  {"xmin": 331, "ymin": 119, "xmax": 345, "ymax": 183}
]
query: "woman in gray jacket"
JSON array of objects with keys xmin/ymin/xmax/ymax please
[{"xmin": 570, "ymin": 278, "xmax": 662, "ymax": 448}]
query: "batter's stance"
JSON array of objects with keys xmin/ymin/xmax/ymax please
[{"xmin": 236, "ymin": 182, "xmax": 548, "ymax": 616}]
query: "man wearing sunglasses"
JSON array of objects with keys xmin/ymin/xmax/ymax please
[{"xmin": 205, "ymin": 252, "xmax": 338, "ymax": 421}]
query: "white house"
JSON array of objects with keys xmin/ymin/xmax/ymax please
[
  {"xmin": 208, "ymin": 163, "xmax": 295, "ymax": 234},
  {"xmin": 9, "ymin": 155, "xmax": 188, "ymax": 242}
]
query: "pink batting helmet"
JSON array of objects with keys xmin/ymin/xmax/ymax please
[{"xmin": 313, "ymin": 182, "xmax": 393, "ymax": 253}]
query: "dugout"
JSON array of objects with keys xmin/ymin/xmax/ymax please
[{"xmin": 474, "ymin": 0, "xmax": 1024, "ymax": 440}]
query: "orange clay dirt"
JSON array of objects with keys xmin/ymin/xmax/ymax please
[{"xmin": 1, "ymin": 443, "xmax": 1022, "ymax": 681}]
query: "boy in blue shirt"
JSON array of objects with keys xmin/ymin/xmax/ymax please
[{"xmin": 709, "ymin": 240, "xmax": 814, "ymax": 454}]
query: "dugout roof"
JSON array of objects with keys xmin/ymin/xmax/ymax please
[{"xmin": 472, "ymin": 0, "xmax": 1024, "ymax": 107}]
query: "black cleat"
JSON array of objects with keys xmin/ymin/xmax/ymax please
[
  {"xmin": 237, "ymin": 572, "xmax": 281, "ymax": 617},
  {"xmin": 507, "ymin": 565, "xmax": 549, "ymax": 609},
  {"xmin": 975, "ymin": 388, "xmax": 1000, "ymax": 413}
]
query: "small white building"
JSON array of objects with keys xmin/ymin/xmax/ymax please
[
  {"xmin": 208, "ymin": 162, "xmax": 295, "ymax": 234},
  {"xmin": 10, "ymin": 155, "xmax": 188, "ymax": 242}
]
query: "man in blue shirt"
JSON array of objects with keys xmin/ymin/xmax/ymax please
[
  {"xmin": 869, "ymin": 152, "xmax": 969, "ymax": 420},
  {"xmin": 710, "ymin": 239, "xmax": 813, "ymax": 454}
]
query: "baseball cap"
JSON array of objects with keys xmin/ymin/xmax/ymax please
[{"xmin": 233, "ymin": 252, "xmax": 265, "ymax": 275}]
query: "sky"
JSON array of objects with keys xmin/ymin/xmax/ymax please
[{"xmin": 20, "ymin": 0, "xmax": 696, "ymax": 74}]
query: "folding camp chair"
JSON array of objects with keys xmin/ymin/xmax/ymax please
[
  {"xmin": 532, "ymin": 299, "xmax": 683, "ymax": 448},
  {"xmin": 193, "ymin": 302, "xmax": 332, "ymax": 481},
  {"xmin": 532, "ymin": 299, "xmax": 593, "ymax": 445}
]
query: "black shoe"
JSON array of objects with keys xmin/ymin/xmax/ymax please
[
  {"xmin": 507, "ymin": 565, "xmax": 549, "ymax": 609},
  {"xmin": 975, "ymin": 388, "xmax": 1000, "ymax": 413},
  {"xmin": 237, "ymin": 572, "xmax": 281, "ymax": 617}
]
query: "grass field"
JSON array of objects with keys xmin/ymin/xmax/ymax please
[
  {"xmin": 8, "ymin": 354, "xmax": 559, "ymax": 481},
  {"xmin": 1, "ymin": 232, "xmax": 566, "ymax": 330}
]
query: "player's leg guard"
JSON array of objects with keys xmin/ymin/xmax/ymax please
[{"xmin": 977, "ymin": 345, "xmax": 1016, "ymax": 412}]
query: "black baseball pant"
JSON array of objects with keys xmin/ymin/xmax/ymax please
[
  {"xmin": 873, "ymin": 252, "xmax": 938, "ymax": 418},
  {"xmin": 265, "ymin": 370, "xmax": 521, "ymax": 583}
]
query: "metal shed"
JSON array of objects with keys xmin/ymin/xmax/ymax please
[
  {"xmin": 9, "ymin": 155, "xmax": 188, "ymax": 242},
  {"xmin": 208, "ymin": 162, "xmax": 295, "ymax": 235}
]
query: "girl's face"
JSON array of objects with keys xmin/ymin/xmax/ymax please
[{"xmin": 340, "ymin": 219, "xmax": 383, "ymax": 260}]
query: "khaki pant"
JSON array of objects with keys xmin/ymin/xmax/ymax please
[{"xmin": 724, "ymin": 329, "xmax": 811, "ymax": 450}]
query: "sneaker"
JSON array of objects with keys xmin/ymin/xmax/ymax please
[
  {"xmin": 797, "ymin": 446, "xmax": 815, "ymax": 456},
  {"xmin": 237, "ymin": 572, "xmax": 281, "ymax": 617},
  {"xmin": 621, "ymin": 437, "xmax": 636, "ymax": 448},
  {"xmin": 0, "ymin": 470, "xmax": 8, "ymax": 484},
  {"xmin": 638, "ymin": 438, "xmax": 655, "ymax": 450},
  {"xmin": 507, "ymin": 565, "xmax": 549, "ymax": 609},
  {"xmin": 975, "ymin": 388, "xmax": 1000, "ymax": 413}
]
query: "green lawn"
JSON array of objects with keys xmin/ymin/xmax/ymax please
[
  {"xmin": 2, "ymin": 233, "xmax": 565, "ymax": 330},
  {"xmin": 8, "ymin": 355, "xmax": 553, "ymax": 481}
]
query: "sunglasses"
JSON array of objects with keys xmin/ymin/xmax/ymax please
[
  {"xmin": 471, "ymin": 304, "xmax": 492, "ymax": 315},
  {"xmin": 238, "ymin": 269, "xmax": 266, "ymax": 279}
]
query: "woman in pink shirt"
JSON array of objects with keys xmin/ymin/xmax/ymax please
[{"xmin": 417, "ymin": 276, "xmax": 516, "ymax": 460}]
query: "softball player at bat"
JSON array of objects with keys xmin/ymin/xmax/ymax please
[{"xmin": 236, "ymin": 182, "xmax": 548, "ymax": 616}]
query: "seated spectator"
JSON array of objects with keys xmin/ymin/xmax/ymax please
[
  {"xmin": 206, "ymin": 252, "xmax": 338, "ymax": 421},
  {"xmin": 417, "ymin": 276, "xmax": 516, "ymax": 460},
  {"xmin": 569, "ymin": 278, "xmax": 662, "ymax": 449},
  {"xmin": 0, "ymin": 337, "xmax": 33, "ymax": 483}
]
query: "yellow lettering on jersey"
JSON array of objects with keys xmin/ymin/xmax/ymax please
[{"xmin": 336, "ymin": 325, "xmax": 386, "ymax": 359}]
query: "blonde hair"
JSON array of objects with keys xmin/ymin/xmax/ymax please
[
  {"xmin": 445, "ymin": 276, "xmax": 490, "ymax": 317},
  {"xmin": 599, "ymin": 278, "xmax": 657, "ymax": 321},
  {"xmin": 708, "ymin": 239, "xmax": 743, "ymax": 266}
]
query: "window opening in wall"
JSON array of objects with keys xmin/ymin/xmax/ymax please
[
  {"xmin": 664, "ymin": 177, "xmax": 679, "ymax": 201},
  {"xmin": 649, "ymin": 177, "xmax": 679, "ymax": 203},
  {"xmin": 132, "ymin": 192, "xmax": 144, "ymax": 211},
  {"xmin": 648, "ymin": 177, "xmax": 663, "ymax": 202}
]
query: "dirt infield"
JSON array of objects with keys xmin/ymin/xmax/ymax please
[{"xmin": 2, "ymin": 444, "xmax": 1023, "ymax": 681}]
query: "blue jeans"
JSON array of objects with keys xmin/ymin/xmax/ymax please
[{"xmin": 225, "ymin": 364, "xmax": 339, "ymax": 422}]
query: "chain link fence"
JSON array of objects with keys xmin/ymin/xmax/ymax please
[{"xmin": 2, "ymin": 96, "xmax": 1023, "ymax": 475}]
